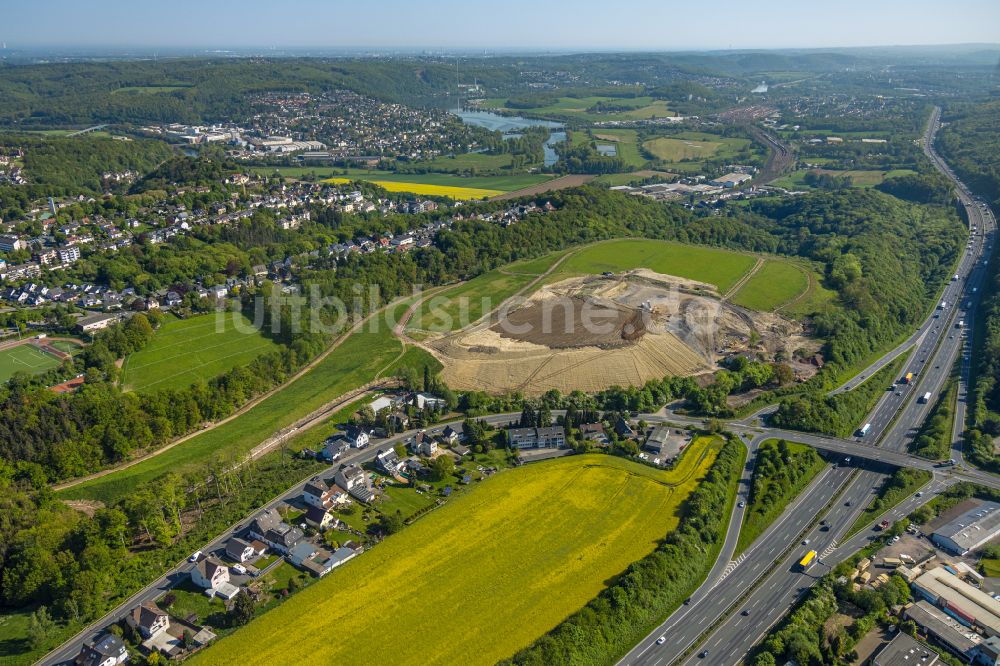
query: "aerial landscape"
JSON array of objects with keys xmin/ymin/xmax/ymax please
[{"xmin": 1, "ymin": 1, "xmax": 1000, "ymax": 665}]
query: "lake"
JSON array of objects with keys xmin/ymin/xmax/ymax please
[{"xmin": 452, "ymin": 108, "xmax": 565, "ymax": 167}]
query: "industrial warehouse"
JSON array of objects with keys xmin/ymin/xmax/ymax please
[{"xmin": 931, "ymin": 501, "xmax": 1000, "ymax": 555}]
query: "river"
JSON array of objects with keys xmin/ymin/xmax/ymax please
[{"xmin": 452, "ymin": 108, "xmax": 565, "ymax": 167}]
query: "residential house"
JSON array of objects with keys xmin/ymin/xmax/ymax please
[
  {"xmin": 328, "ymin": 425, "xmax": 370, "ymax": 450},
  {"xmin": 304, "ymin": 505, "xmax": 339, "ymax": 531},
  {"xmin": 451, "ymin": 443, "xmax": 471, "ymax": 457},
  {"xmin": 322, "ymin": 437, "xmax": 350, "ymax": 463},
  {"xmin": 248, "ymin": 508, "xmax": 304, "ymax": 553},
  {"xmin": 126, "ymin": 601, "xmax": 170, "ymax": 640},
  {"xmin": 506, "ymin": 426, "xmax": 566, "ymax": 450},
  {"xmin": 224, "ymin": 537, "xmax": 257, "ymax": 563},
  {"xmin": 302, "ymin": 476, "xmax": 351, "ymax": 510},
  {"xmin": 579, "ymin": 423, "xmax": 609, "ymax": 446},
  {"xmin": 335, "ymin": 463, "xmax": 375, "ymax": 502},
  {"xmin": 191, "ymin": 556, "xmax": 230, "ymax": 591},
  {"xmin": 75, "ymin": 633, "xmax": 128, "ymax": 666},
  {"xmin": 376, "ymin": 448, "xmax": 406, "ymax": 476},
  {"xmin": 410, "ymin": 392, "xmax": 446, "ymax": 411},
  {"xmin": 415, "ymin": 431, "xmax": 437, "ymax": 456},
  {"xmin": 441, "ymin": 426, "xmax": 460, "ymax": 444},
  {"xmin": 615, "ymin": 418, "xmax": 636, "ymax": 439}
]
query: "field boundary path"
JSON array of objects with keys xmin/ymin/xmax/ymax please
[
  {"xmin": 53, "ymin": 297, "xmax": 412, "ymax": 492},
  {"xmin": 722, "ymin": 256, "xmax": 764, "ymax": 301}
]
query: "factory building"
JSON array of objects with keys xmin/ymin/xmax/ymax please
[{"xmin": 932, "ymin": 501, "xmax": 1000, "ymax": 555}]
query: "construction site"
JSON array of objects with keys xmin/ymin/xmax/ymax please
[{"xmin": 417, "ymin": 269, "xmax": 808, "ymax": 395}]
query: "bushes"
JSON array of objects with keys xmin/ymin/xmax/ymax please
[
  {"xmin": 738, "ymin": 439, "xmax": 825, "ymax": 553},
  {"xmin": 502, "ymin": 437, "xmax": 744, "ymax": 665},
  {"xmin": 911, "ymin": 382, "xmax": 956, "ymax": 460},
  {"xmin": 770, "ymin": 357, "xmax": 904, "ymax": 437}
]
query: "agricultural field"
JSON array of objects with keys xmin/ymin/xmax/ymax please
[
  {"xmin": 323, "ymin": 177, "xmax": 501, "ymax": 199},
  {"xmin": 481, "ymin": 95, "xmax": 674, "ymax": 123},
  {"xmin": 192, "ymin": 439, "xmax": 722, "ymax": 666},
  {"xmin": 546, "ymin": 238, "xmax": 758, "ymax": 293},
  {"xmin": 0, "ymin": 343, "xmax": 63, "ymax": 383},
  {"xmin": 254, "ymin": 166, "xmax": 549, "ymax": 193},
  {"xmin": 59, "ymin": 298, "xmax": 440, "ymax": 504},
  {"xmin": 120, "ymin": 313, "xmax": 283, "ymax": 392},
  {"xmin": 730, "ymin": 260, "xmax": 811, "ymax": 312}
]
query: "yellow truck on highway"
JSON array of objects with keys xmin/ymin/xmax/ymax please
[{"xmin": 797, "ymin": 550, "xmax": 818, "ymax": 571}]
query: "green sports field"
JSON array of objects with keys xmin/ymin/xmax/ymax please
[
  {"xmin": 191, "ymin": 439, "xmax": 721, "ymax": 666},
  {"xmin": 121, "ymin": 313, "xmax": 283, "ymax": 392},
  {"xmin": 0, "ymin": 344, "xmax": 62, "ymax": 383}
]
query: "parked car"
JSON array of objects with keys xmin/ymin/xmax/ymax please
[
  {"xmin": 189, "ymin": 551, "xmax": 202, "ymax": 562},
  {"xmin": 231, "ymin": 564, "xmax": 247, "ymax": 575}
]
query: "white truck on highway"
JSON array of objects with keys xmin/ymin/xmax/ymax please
[
  {"xmin": 858, "ymin": 423, "xmax": 872, "ymax": 437},
  {"xmin": 920, "ymin": 392, "xmax": 932, "ymax": 404}
]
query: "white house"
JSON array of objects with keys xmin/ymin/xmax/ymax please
[
  {"xmin": 191, "ymin": 556, "xmax": 230, "ymax": 591},
  {"xmin": 127, "ymin": 601, "xmax": 170, "ymax": 640}
]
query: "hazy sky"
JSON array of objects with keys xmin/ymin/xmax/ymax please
[{"xmin": 5, "ymin": 0, "xmax": 1000, "ymax": 51}]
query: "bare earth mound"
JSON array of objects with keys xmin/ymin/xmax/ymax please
[{"xmin": 426, "ymin": 270, "xmax": 805, "ymax": 395}]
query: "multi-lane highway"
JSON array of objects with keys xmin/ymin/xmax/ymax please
[{"xmin": 623, "ymin": 106, "xmax": 997, "ymax": 666}]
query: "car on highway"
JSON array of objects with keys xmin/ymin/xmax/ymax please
[
  {"xmin": 189, "ymin": 551, "xmax": 202, "ymax": 562},
  {"xmin": 656, "ymin": 636, "xmax": 666, "ymax": 645},
  {"xmin": 802, "ymin": 539, "xmax": 810, "ymax": 545},
  {"xmin": 916, "ymin": 491, "xmax": 924, "ymax": 497},
  {"xmin": 738, "ymin": 501, "xmax": 745, "ymax": 508}
]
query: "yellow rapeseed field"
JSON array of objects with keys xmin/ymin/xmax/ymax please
[
  {"xmin": 192, "ymin": 438, "xmax": 721, "ymax": 666},
  {"xmin": 323, "ymin": 177, "xmax": 502, "ymax": 199}
]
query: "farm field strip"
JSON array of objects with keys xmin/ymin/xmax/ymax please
[
  {"xmin": 191, "ymin": 441, "xmax": 721, "ymax": 666},
  {"xmin": 254, "ymin": 166, "xmax": 549, "ymax": 192},
  {"xmin": 323, "ymin": 177, "xmax": 502, "ymax": 199}
]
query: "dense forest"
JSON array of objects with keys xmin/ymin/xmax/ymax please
[{"xmin": 0, "ymin": 134, "xmax": 174, "ymax": 219}]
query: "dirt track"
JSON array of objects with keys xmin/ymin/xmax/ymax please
[{"xmin": 489, "ymin": 174, "xmax": 595, "ymax": 201}]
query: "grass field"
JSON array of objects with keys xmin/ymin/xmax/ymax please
[
  {"xmin": 59, "ymin": 299, "xmax": 441, "ymax": 504},
  {"xmin": 323, "ymin": 177, "xmax": 502, "ymax": 199},
  {"xmin": 545, "ymin": 238, "xmax": 758, "ymax": 293},
  {"xmin": 0, "ymin": 344, "xmax": 62, "ymax": 383},
  {"xmin": 254, "ymin": 166, "xmax": 549, "ymax": 192},
  {"xmin": 407, "ymin": 252, "xmax": 562, "ymax": 334},
  {"xmin": 582, "ymin": 128, "xmax": 647, "ymax": 168},
  {"xmin": 121, "ymin": 313, "xmax": 283, "ymax": 392},
  {"xmin": 642, "ymin": 136, "xmax": 724, "ymax": 161},
  {"xmin": 192, "ymin": 439, "xmax": 722, "ymax": 666},
  {"xmin": 771, "ymin": 168, "xmax": 918, "ymax": 190},
  {"xmin": 730, "ymin": 260, "xmax": 810, "ymax": 312}
]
